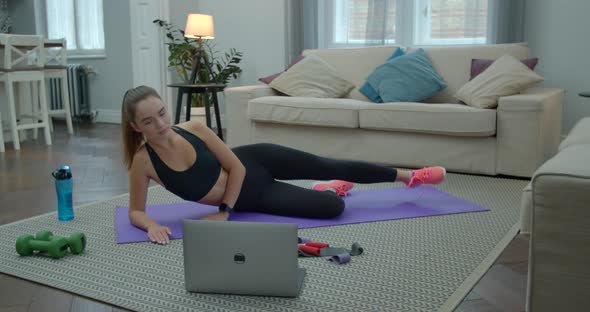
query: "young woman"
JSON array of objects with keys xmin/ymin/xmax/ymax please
[{"xmin": 122, "ymin": 86, "xmax": 446, "ymax": 245}]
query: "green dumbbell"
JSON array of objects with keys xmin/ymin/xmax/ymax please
[
  {"xmin": 35, "ymin": 231, "xmax": 86, "ymax": 255},
  {"xmin": 15, "ymin": 235, "xmax": 69, "ymax": 259}
]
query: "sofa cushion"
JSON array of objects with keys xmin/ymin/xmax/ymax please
[
  {"xmin": 455, "ymin": 54, "xmax": 544, "ymax": 109},
  {"xmin": 302, "ymin": 46, "xmax": 403, "ymax": 102},
  {"xmin": 268, "ymin": 56, "xmax": 355, "ymax": 98},
  {"xmin": 470, "ymin": 57, "xmax": 538, "ymax": 80},
  {"xmin": 359, "ymin": 47, "xmax": 405, "ymax": 103},
  {"xmin": 406, "ymin": 43, "xmax": 530, "ymax": 103},
  {"xmin": 258, "ymin": 55, "xmax": 305, "ymax": 84},
  {"xmin": 559, "ymin": 117, "xmax": 590, "ymax": 151},
  {"xmin": 366, "ymin": 48, "xmax": 447, "ymax": 103},
  {"xmin": 359, "ymin": 102, "xmax": 496, "ymax": 137},
  {"xmin": 248, "ymin": 96, "xmax": 361, "ymax": 128}
]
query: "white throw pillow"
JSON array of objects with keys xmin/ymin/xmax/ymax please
[
  {"xmin": 269, "ymin": 56, "xmax": 355, "ymax": 98},
  {"xmin": 455, "ymin": 54, "xmax": 544, "ymax": 109}
]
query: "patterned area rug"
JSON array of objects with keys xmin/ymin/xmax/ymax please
[{"xmin": 0, "ymin": 173, "xmax": 527, "ymax": 312}]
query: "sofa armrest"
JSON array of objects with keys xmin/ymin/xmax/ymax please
[
  {"xmin": 496, "ymin": 87, "xmax": 564, "ymax": 177},
  {"xmin": 527, "ymin": 145, "xmax": 590, "ymax": 312},
  {"xmin": 224, "ymin": 85, "xmax": 278, "ymax": 147}
]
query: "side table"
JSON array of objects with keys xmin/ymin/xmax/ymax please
[{"xmin": 168, "ymin": 83, "xmax": 226, "ymax": 140}]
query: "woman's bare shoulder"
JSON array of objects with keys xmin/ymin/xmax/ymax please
[
  {"xmin": 130, "ymin": 145, "xmax": 151, "ymax": 174},
  {"xmin": 175, "ymin": 120, "xmax": 206, "ymax": 135}
]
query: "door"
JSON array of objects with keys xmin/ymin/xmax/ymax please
[{"xmin": 129, "ymin": 0, "xmax": 173, "ymax": 115}]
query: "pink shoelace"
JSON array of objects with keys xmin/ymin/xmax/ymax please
[
  {"xmin": 408, "ymin": 167, "xmax": 434, "ymax": 199},
  {"xmin": 408, "ymin": 167, "xmax": 432, "ymax": 188},
  {"xmin": 333, "ymin": 184, "xmax": 350, "ymax": 197}
]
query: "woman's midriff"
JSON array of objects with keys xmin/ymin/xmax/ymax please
[
  {"xmin": 144, "ymin": 148, "xmax": 229, "ymax": 205},
  {"xmin": 197, "ymin": 168, "xmax": 228, "ymax": 205}
]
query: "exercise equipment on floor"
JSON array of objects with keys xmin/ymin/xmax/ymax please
[
  {"xmin": 35, "ymin": 231, "xmax": 86, "ymax": 254},
  {"xmin": 15, "ymin": 231, "xmax": 87, "ymax": 259},
  {"xmin": 297, "ymin": 237, "xmax": 364, "ymax": 264}
]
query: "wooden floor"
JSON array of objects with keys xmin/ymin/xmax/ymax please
[{"xmin": 0, "ymin": 122, "xmax": 529, "ymax": 312}]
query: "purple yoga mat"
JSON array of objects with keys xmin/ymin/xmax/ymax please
[{"xmin": 115, "ymin": 186, "xmax": 489, "ymax": 244}]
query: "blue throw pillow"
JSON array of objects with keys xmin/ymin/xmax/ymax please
[
  {"xmin": 359, "ymin": 48, "xmax": 405, "ymax": 103},
  {"xmin": 366, "ymin": 48, "xmax": 447, "ymax": 103}
]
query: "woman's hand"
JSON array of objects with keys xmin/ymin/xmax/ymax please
[
  {"xmin": 199, "ymin": 211, "xmax": 229, "ymax": 221},
  {"xmin": 147, "ymin": 224, "xmax": 172, "ymax": 245}
]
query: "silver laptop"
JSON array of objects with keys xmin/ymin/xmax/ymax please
[{"xmin": 182, "ymin": 219, "xmax": 306, "ymax": 297}]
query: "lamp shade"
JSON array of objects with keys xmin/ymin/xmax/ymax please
[{"xmin": 184, "ymin": 14, "xmax": 214, "ymax": 39}]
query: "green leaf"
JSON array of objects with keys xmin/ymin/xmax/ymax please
[{"xmin": 154, "ymin": 19, "xmax": 243, "ymax": 84}]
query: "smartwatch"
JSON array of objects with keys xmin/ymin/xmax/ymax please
[{"xmin": 218, "ymin": 203, "xmax": 234, "ymax": 214}]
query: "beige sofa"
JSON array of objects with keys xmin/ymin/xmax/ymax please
[
  {"xmin": 225, "ymin": 43, "xmax": 564, "ymax": 177},
  {"xmin": 521, "ymin": 117, "xmax": 590, "ymax": 311}
]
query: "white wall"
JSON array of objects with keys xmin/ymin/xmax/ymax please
[
  {"xmin": 167, "ymin": 0, "xmax": 289, "ymax": 115},
  {"xmin": 192, "ymin": 0, "xmax": 289, "ymax": 86},
  {"xmin": 85, "ymin": 0, "xmax": 133, "ymax": 122},
  {"xmin": 169, "ymin": 1, "xmax": 198, "ymax": 35},
  {"xmin": 524, "ymin": 0, "xmax": 590, "ymax": 132}
]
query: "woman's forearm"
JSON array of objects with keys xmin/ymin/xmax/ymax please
[
  {"xmin": 129, "ymin": 210, "xmax": 160, "ymax": 231},
  {"xmin": 221, "ymin": 165, "xmax": 246, "ymax": 208}
]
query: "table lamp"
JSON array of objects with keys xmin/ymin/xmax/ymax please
[{"xmin": 184, "ymin": 13, "xmax": 215, "ymax": 84}]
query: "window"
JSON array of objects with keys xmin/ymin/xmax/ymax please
[
  {"xmin": 327, "ymin": 0, "xmax": 397, "ymax": 46},
  {"xmin": 415, "ymin": 0, "xmax": 488, "ymax": 45},
  {"xmin": 321, "ymin": 0, "xmax": 488, "ymax": 48},
  {"xmin": 43, "ymin": 0, "xmax": 105, "ymax": 57}
]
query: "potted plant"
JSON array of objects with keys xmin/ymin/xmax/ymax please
[{"xmin": 153, "ymin": 19, "xmax": 243, "ymax": 121}]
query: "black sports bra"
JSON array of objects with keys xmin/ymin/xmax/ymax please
[{"xmin": 145, "ymin": 126, "xmax": 221, "ymax": 201}]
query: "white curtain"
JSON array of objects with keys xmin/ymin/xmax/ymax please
[
  {"xmin": 76, "ymin": 0, "xmax": 104, "ymax": 50},
  {"xmin": 421, "ymin": 0, "xmax": 488, "ymax": 45},
  {"xmin": 303, "ymin": 0, "xmax": 524, "ymax": 48},
  {"xmin": 46, "ymin": 0, "xmax": 76, "ymax": 48},
  {"xmin": 46, "ymin": 0, "xmax": 104, "ymax": 51},
  {"xmin": 364, "ymin": 0, "xmax": 397, "ymax": 46}
]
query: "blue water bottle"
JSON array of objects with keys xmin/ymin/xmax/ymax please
[{"xmin": 52, "ymin": 165, "xmax": 74, "ymax": 221}]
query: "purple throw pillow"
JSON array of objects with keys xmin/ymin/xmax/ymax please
[
  {"xmin": 470, "ymin": 57, "xmax": 539, "ymax": 80},
  {"xmin": 258, "ymin": 55, "xmax": 305, "ymax": 84}
]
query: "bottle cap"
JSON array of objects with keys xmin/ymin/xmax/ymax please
[{"xmin": 52, "ymin": 165, "xmax": 72, "ymax": 180}]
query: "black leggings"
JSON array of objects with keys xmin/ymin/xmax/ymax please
[{"xmin": 231, "ymin": 143, "xmax": 397, "ymax": 218}]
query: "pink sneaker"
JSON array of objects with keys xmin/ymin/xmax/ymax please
[
  {"xmin": 407, "ymin": 166, "xmax": 446, "ymax": 188},
  {"xmin": 312, "ymin": 180, "xmax": 354, "ymax": 197}
]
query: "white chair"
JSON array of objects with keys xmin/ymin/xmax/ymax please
[
  {"xmin": 37, "ymin": 38, "xmax": 73, "ymax": 135},
  {"xmin": 0, "ymin": 34, "xmax": 52, "ymax": 151}
]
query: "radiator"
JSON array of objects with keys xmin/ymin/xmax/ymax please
[{"xmin": 48, "ymin": 64, "xmax": 94, "ymax": 122}]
